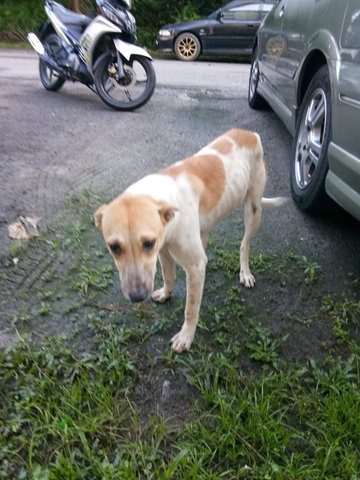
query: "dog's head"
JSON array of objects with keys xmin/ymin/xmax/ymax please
[{"xmin": 94, "ymin": 195, "xmax": 176, "ymax": 303}]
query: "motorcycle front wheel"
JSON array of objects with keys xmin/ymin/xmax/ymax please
[
  {"xmin": 94, "ymin": 54, "xmax": 156, "ymax": 111},
  {"xmin": 39, "ymin": 33, "xmax": 66, "ymax": 91}
]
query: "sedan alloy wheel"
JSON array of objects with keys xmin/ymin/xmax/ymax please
[{"xmin": 174, "ymin": 33, "xmax": 201, "ymax": 61}]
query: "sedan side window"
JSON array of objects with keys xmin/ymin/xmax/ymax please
[
  {"xmin": 260, "ymin": 4, "xmax": 274, "ymax": 20},
  {"xmin": 223, "ymin": 4, "xmax": 262, "ymax": 22}
]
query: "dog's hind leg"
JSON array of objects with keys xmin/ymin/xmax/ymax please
[
  {"xmin": 240, "ymin": 194, "xmax": 262, "ymax": 288},
  {"xmin": 201, "ymin": 232, "xmax": 209, "ymax": 249},
  {"xmin": 152, "ymin": 247, "xmax": 176, "ymax": 303}
]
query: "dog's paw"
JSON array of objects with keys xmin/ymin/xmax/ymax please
[
  {"xmin": 240, "ymin": 271, "xmax": 256, "ymax": 288},
  {"xmin": 171, "ymin": 328, "xmax": 195, "ymax": 353},
  {"xmin": 152, "ymin": 288, "xmax": 171, "ymax": 303}
]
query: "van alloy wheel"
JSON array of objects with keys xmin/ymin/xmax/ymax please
[
  {"xmin": 294, "ymin": 88, "xmax": 327, "ymax": 190},
  {"xmin": 290, "ymin": 65, "xmax": 332, "ymax": 211}
]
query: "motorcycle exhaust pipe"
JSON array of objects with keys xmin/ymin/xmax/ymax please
[{"xmin": 27, "ymin": 33, "xmax": 65, "ymax": 75}]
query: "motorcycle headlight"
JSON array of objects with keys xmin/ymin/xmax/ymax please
[
  {"xmin": 127, "ymin": 11, "xmax": 136, "ymax": 32},
  {"xmin": 101, "ymin": 5, "xmax": 121, "ymax": 26}
]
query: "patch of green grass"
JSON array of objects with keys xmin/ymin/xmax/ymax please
[
  {"xmin": 9, "ymin": 241, "xmax": 27, "ymax": 258},
  {"xmin": 38, "ymin": 301, "xmax": 51, "ymax": 316},
  {"xmin": 210, "ymin": 246, "xmax": 321, "ymax": 286},
  {"xmin": 3, "ymin": 340, "xmax": 359, "ymax": 479},
  {"xmin": 1, "ymin": 188, "xmax": 359, "ymax": 479},
  {"xmin": 0, "ymin": 41, "xmax": 29, "ymax": 49},
  {"xmin": 0, "ymin": 324, "xmax": 137, "ymax": 480},
  {"xmin": 12, "ymin": 307, "xmax": 31, "ymax": 327},
  {"xmin": 64, "ymin": 189, "xmax": 102, "ymax": 210},
  {"xmin": 250, "ymin": 251, "xmax": 277, "ymax": 273},
  {"xmin": 290, "ymin": 253, "xmax": 321, "ymax": 285},
  {"xmin": 247, "ymin": 324, "xmax": 288, "ymax": 369},
  {"xmin": 40, "ymin": 267, "xmax": 55, "ymax": 283},
  {"xmin": 64, "ymin": 222, "xmax": 88, "ymax": 248},
  {"xmin": 179, "ymin": 353, "xmax": 360, "ymax": 479},
  {"xmin": 73, "ymin": 263, "xmax": 114, "ymax": 296},
  {"xmin": 324, "ymin": 295, "xmax": 360, "ymax": 346},
  {"xmin": 210, "ymin": 247, "xmax": 239, "ymax": 279}
]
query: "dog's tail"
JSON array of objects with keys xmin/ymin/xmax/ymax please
[{"xmin": 261, "ymin": 197, "xmax": 288, "ymax": 208}]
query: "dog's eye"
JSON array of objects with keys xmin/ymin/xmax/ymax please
[
  {"xmin": 143, "ymin": 239, "xmax": 156, "ymax": 251},
  {"xmin": 108, "ymin": 242, "xmax": 122, "ymax": 255}
]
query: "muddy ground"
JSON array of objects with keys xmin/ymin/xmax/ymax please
[
  {"xmin": 1, "ymin": 53, "xmax": 359, "ymax": 422},
  {"xmin": 1, "ymin": 190, "xmax": 359, "ymax": 424}
]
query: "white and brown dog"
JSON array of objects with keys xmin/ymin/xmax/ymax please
[{"xmin": 94, "ymin": 129, "xmax": 286, "ymax": 352}]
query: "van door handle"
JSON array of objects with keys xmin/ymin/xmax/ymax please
[{"xmin": 279, "ymin": 5, "xmax": 286, "ymax": 17}]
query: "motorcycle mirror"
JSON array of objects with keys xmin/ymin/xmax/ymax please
[{"xmin": 217, "ymin": 10, "xmax": 224, "ymax": 20}]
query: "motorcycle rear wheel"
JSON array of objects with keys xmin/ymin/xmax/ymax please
[
  {"xmin": 94, "ymin": 54, "xmax": 156, "ymax": 111},
  {"xmin": 39, "ymin": 33, "xmax": 66, "ymax": 91}
]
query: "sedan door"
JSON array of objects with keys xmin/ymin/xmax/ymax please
[{"xmin": 207, "ymin": 2, "xmax": 263, "ymax": 52}]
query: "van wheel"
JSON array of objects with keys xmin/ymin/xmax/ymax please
[{"xmin": 290, "ymin": 65, "xmax": 332, "ymax": 211}]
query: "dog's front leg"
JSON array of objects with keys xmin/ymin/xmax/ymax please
[
  {"xmin": 171, "ymin": 252, "xmax": 207, "ymax": 353},
  {"xmin": 152, "ymin": 248, "xmax": 175, "ymax": 303}
]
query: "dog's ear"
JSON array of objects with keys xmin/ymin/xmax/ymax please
[
  {"xmin": 157, "ymin": 202, "xmax": 178, "ymax": 225},
  {"xmin": 94, "ymin": 204, "xmax": 107, "ymax": 231}
]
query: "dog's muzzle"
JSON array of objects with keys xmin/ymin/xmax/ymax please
[
  {"xmin": 119, "ymin": 268, "xmax": 154, "ymax": 304},
  {"xmin": 128, "ymin": 288, "xmax": 150, "ymax": 303}
]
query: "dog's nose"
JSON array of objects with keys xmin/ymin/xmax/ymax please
[{"xmin": 129, "ymin": 289, "xmax": 148, "ymax": 303}]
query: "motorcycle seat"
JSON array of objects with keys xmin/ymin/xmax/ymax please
[{"xmin": 52, "ymin": 2, "xmax": 92, "ymax": 28}]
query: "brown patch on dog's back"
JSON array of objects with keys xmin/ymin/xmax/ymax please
[
  {"xmin": 227, "ymin": 128, "xmax": 258, "ymax": 150},
  {"xmin": 161, "ymin": 155, "xmax": 225, "ymax": 214},
  {"xmin": 210, "ymin": 137, "xmax": 233, "ymax": 155}
]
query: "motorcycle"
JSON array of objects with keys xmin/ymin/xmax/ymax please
[{"xmin": 27, "ymin": 0, "xmax": 156, "ymax": 111}]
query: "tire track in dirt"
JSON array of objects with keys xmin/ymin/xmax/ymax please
[{"xmin": 2, "ymin": 84, "xmax": 161, "ymax": 295}]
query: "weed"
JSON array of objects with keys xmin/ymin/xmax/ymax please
[
  {"xmin": 39, "ymin": 302, "xmax": 51, "ymax": 316},
  {"xmin": 64, "ymin": 222, "xmax": 88, "ymax": 248},
  {"xmin": 38, "ymin": 290, "xmax": 54, "ymax": 301},
  {"xmin": 250, "ymin": 251, "xmax": 276, "ymax": 273},
  {"xmin": 324, "ymin": 296, "xmax": 360, "ymax": 345},
  {"xmin": 284, "ymin": 252, "xmax": 321, "ymax": 285},
  {"xmin": 1, "ymin": 188, "xmax": 359, "ymax": 479},
  {"xmin": 74, "ymin": 264, "xmax": 114, "ymax": 295},
  {"xmin": 162, "ymin": 348, "xmax": 181, "ymax": 374},
  {"xmin": 41, "ymin": 267, "xmax": 55, "ymax": 283},
  {"xmin": 212, "ymin": 248, "xmax": 239, "ymax": 279},
  {"xmin": 1, "ymin": 313, "xmax": 360, "ymax": 479},
  {"xmin": 247, "ymin": 324, "xmax": 288, "ymax": 369},
  {"xmin": 65, "ymin": 189, "xmax": 102, "ymax": 210},
  {"xmin": 299, "ymin": 256, "xmax": 321, "ymax": 285},
  {"xmin": 12, "ymin": 307, "xmax": 31, "ymax": 326},
  {"xmin": 223, "ymin": 286, "xmax": 247, "ymax": 319},
  {"xmin": 8, "ymin": 241, "xmax": 26, "ymax": 258}
]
